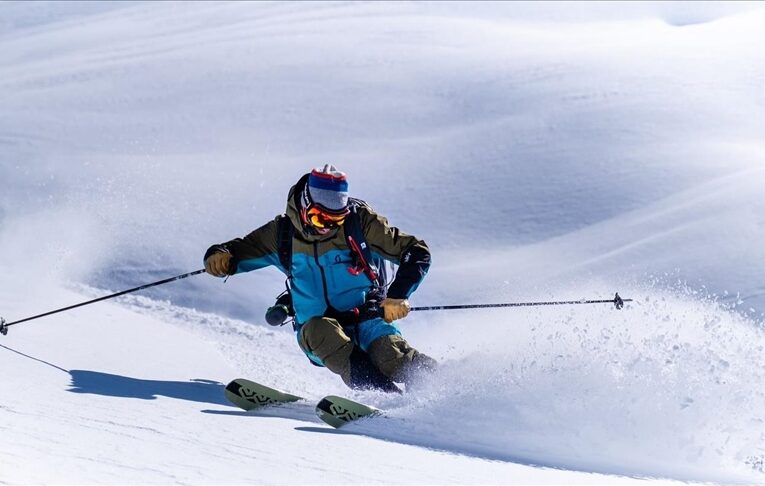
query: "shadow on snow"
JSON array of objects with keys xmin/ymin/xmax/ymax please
[{"xmin": 68, "ymin": 369, "xmax": 230, "ymax": 407}]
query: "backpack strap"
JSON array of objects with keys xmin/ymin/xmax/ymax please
[
  {"xmin": 276, "ymin": 198, "xmax": 384, "ymax": 307},
  {"xmin": 276, "ymin": 214, "xmax": 294, "ymax": 279},
  {"xmin": 344, "ymin": 199, "xmax": 383, "ymax": 288}
]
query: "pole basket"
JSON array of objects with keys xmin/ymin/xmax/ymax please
[
  {"xmin": 0, "ymin": 318, "xmax": 7, "ymax": 336},
  {"xmin": 614, "ymin": 293, "xmax": 625, "ymax": 310}
]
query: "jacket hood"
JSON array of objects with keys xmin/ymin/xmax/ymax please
[{"xmin": 286, "ymin": 175, "xmax": 341, "ymax": 243}]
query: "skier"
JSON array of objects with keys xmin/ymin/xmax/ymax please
[{"xmin": 204, "ymin": 165, "xmax": 436, "ymax": 392}]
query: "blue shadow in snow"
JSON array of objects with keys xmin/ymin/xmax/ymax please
[{"xmin": 68, "ymin": 370, "xmax": 230, "ymax": 407}]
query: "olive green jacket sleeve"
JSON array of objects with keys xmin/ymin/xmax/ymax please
[
  {"xmin": 203, "ymin": 217, "xmax": 282, "ymax": 275},
  {"xmin": 358, "ymin": 205, "xmax": 431, "ymax": 299}
]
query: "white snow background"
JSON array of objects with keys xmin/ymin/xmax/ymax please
[{"xmin": 1, "ymin": 1, "xmax": 765, "ymax": 484}]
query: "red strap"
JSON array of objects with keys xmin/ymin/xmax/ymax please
[{"xmin": 346, "ymin": 235, "xmax": 378, "ymax": 282}]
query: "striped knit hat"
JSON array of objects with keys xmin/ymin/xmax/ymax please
[{"xmin": 307, "ymin": 164, "xmax": 349, "ymax": 214}]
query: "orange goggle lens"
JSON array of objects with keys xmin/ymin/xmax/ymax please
[{"xmin": 306, "ymin": 206, "xmax": 347, "ymax": 229}]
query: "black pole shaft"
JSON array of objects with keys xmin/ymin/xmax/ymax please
[
  {"xmin": 2, "ymin": 269, "xmax": 206, "ymax": 329},
  {"xmin": 410, "ymin": 297, "xmax": 632, "ymax": 312}
]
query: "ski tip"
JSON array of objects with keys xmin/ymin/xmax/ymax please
[
  {"xmin": 224, "ymin": 378, "xmax": 302, "ymax": 411},
  {"xmin": 315, "ymin": 395, "xmax": 381, "ymax": 429}
]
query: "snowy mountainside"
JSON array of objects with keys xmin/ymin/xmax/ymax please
[{"xmin": 2, "ymin": 1, "xmax": 765, "ymax": 484}]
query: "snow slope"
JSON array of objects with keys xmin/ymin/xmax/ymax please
[
  {"xmin": 3, "ymin": 280, "xmax": 643, "ymax": 485},
  {"xmin": 1, "ymin": 1, "xmax": 765, "ymax": 484}
]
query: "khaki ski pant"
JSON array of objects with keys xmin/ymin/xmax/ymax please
[{"xmin": 298, "ymin": 316, "xmax": 424, "ymax": 385}]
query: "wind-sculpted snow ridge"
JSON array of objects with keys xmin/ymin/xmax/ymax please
[{"xmin": 2, "ymin": 1, "xmax": 765, "ymax": 321}]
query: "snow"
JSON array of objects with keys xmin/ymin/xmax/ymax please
[{"xmin": 2, "ymin": 1, "xmax": 765, "ymax": 484}]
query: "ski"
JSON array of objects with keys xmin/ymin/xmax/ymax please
[
  {"xmin": 224, "ymin": 379, "xmax": 382, "ymax": 428},
  {"xmin": 315, "ymin": 395, "xmax": 381, "ymax": 428},
  {"xmin": 224, "ymin": 378, "xmax": 303, "ymax": 411}
]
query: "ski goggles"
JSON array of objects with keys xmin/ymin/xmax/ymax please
[{"xmin": 305, "ymin": 205, "xmax": 348, "ymax": 229}]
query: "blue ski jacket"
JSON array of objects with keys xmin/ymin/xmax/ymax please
[{"xmin": 205, "ymin": 178, "xmax": 431, "ymax": 363}]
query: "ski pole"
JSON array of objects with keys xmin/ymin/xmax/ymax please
[
  {"xmin": 0, "ymin": 269, "xmax": 206, "ymax": 336},
  {"xmin": 352, "ymin": 293, "xmax": 631, "ymax": 321},
  {"xmin": 409, "ymin": 293, "xmax": 631, "ymax": 312}
]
